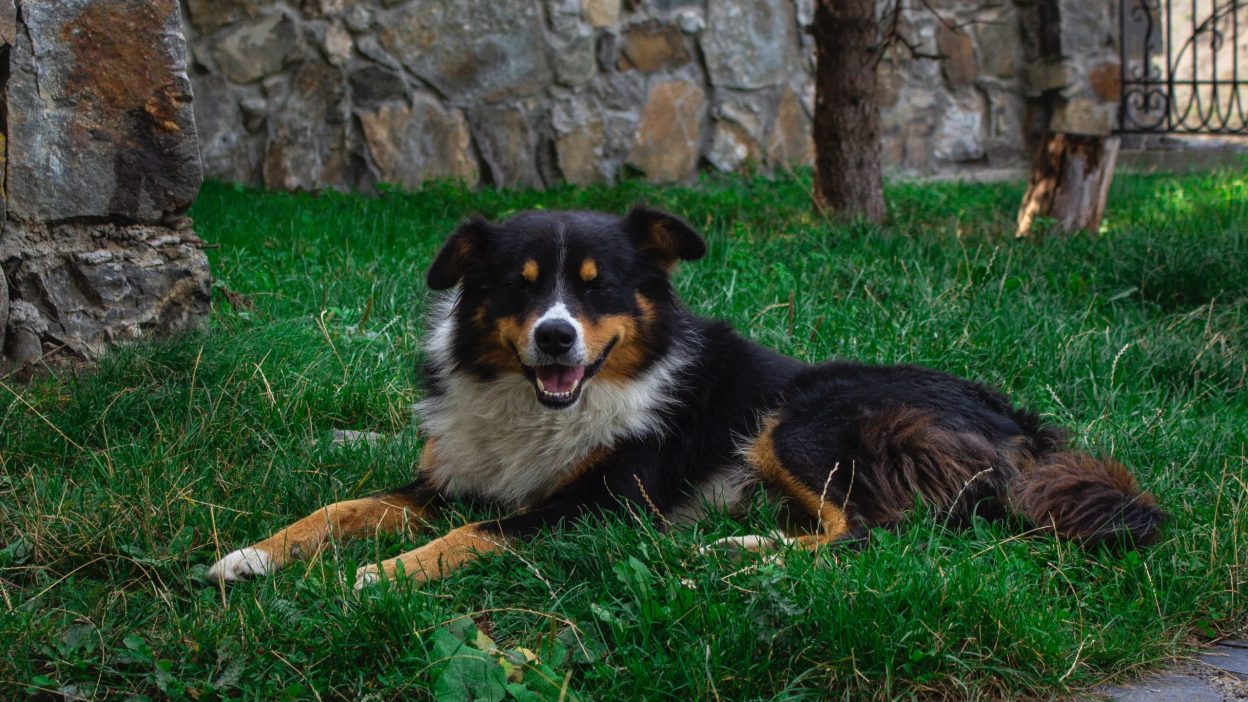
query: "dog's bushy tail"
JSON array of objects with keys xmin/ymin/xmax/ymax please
[{"xmin": 1006, "ymin": 451, "xmax": 1164, "ymax": 548}]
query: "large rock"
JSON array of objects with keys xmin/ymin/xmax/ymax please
[
  {"xmin": 708, "ymin": 121, "xmax": 759, "ymax": 172},
  {"xmin": 0, "ymin": 265, "xmax": 8, "ymax": 362},
  {"xmin": 976, "ymin": 21, "xmax": 1020, "ymax": 79},
  {"xmin": 556, "ymin": 122, "xmax": 606, "ymax": 186},
  {"xmin": 937, "ymin": 24, "xmax": 977, "ymax": 88},
  {"xmin": 982, "ymin": 86, "xmax": 1026, "ymax": 159},
  {"xmin": 552, "ymin": 100, "xmax": 606, "ymax": 185},
  {"xmin": 0, "ymin": 0, "xmax": 14, "ymax": 44},
  {"xmin": 626, "ymin": 80, "xmax": 705, "ymax": 182},
  {"xmin": 933, "ymin": 91, "xmax": 987, "ymax": 163},
  {"xmin": 320, "ymin": 19, "xmax": 354, "ymax": 66},
  {"xmin": 263, "ymin": 61, "xmax": 352, "ymax": 191},
  {"xmin": 212, "ymin": 13, "xmax": 300, "ymax": 84},
  {"xmin": 349, "ymin": 64, "xmax": 408, "ymax": 109},
  {"xmin": 583, "ymin": 0, "xmax": 620, "ymax": 27},
  {"xmin": 0, "ymin": 222, "xmax": 211, "ymax": 361},
  {"xmin": 470, "ymin": 106, "xmax": 543, "ymax": 190},
  {"xmin": 554, "ymin": 30, "xmax": 597, "ymax": 87},
  {"xmin": 1046, "ymin": 0, "xmax": 1119, "ymax": 135},
  {"xmin": 702, "ymin": 0, "xmax": 801, "ymax": 89},
  {"xmin": 185, "ymin": 0, "xmax": 269, "ymax": 32},
  {"xmin": 380, "ymin": 1, "xmax": 551, "ymax": 104},
  {"xmin": 618, "ymin": 24, "xmax": 691, "ymax": 73},
  {"xmin": 194, "ymin": 74, "xmax": 260, "ymax": 184},
  {"xmin": 766, "ymin": 85, "xmax": 813, "ymax": 167},
  {"xmin": 359, "ymin": 95, "xmax": 479, "ymax": 188},
  {"xmin": 6, "ymin": 0, "xmax": 202, "ymax": 224},
  {"xmin": 1200, "ymin": 645, "xmax": 1248, "ymax": 677},
  {"xmin": 880, "ymin": 76, "xmax": 942, "ymax": 172},
  {"xmin": 0, "ymin": 130, "xmax": 6, "ymax": 223},
  {"xmin": 1050, "ymin": 96, "xmax": 1119, "ymax": 135},
  {"xmin": 707, "ymin": 91, "xmax": 768, "ymax": 172}
]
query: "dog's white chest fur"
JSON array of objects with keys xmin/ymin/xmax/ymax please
[{"xmin": 416, "ymin": 300, "xmax": 688, "ymax": 509}]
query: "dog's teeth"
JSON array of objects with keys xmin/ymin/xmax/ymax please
[{"xmin": 538, "ymin": 380, "xmax": 583, "ymax": 402}]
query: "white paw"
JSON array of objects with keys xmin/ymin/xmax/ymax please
[
  {"xmin": 207, "ymin": 548, "xmax": 274, "ymax": 582},
  {"xmin": 353, "ymin": 564, "xmax": 380, "ymax": 592},
  {"xmin": 701, "ymin": 532, "xmax": 793, "ymax": 556}
]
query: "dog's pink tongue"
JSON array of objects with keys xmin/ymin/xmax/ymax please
[{"xmin": 537, "ymin": 364, "xmax": 585, "ymax": 393}]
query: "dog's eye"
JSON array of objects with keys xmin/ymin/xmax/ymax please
[{"xmin": 585, "ymin": 281, "xmax": 614, "ymax": 296}]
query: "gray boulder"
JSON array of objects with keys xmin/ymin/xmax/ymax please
[
  {"xmin": 0, "ymin": 222, "xmax": 211, "ymax": 361},
  {"xmin": 380, "ymin": 0, "xmax": 552, "ymax": 104},
  {"xmin": 702, "ymin": 0, "xmax": 802, "ymax": 89},
  {"xmin": 6, "ymin": 0, "xmax": 202, "ymax": 224},
  {"xmin": 1, "ymin": 0, "xmax": 210, "ymax": 372}
]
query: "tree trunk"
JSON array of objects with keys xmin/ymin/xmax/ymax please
[
  {"xmin": 812, "ymin": 0, "xmax": 885, "ymax": 223},
  {"xmin": 1016, "ymin": 132, "xmax": 1121, "ymax": 237}
]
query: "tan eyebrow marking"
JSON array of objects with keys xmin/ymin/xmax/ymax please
[
  {"xmin": 580, "ymin": 258, "xmax": 598, "ymax": 282},
  {"xmin": 522, "ymin": 259, "xmax": 539, "ymax": 283}
]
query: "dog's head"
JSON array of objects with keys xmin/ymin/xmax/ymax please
[{"xmin": 427, "ymin": 207, "xmax": 705, "ymax": 408}]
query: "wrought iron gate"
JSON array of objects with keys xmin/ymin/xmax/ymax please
[{"xmin": 1119, "ymin": 0, "xmax": 1248, "ymax": 133}]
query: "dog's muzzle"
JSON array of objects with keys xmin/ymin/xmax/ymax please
[{"xmin": 517, "ymin": 337, "xmax": 618, "ymax": 409}]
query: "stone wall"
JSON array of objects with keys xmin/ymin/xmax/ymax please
[
  {"xmin": 0, "ymin": 0, "xmax": 211, "ymax": 375},
  {"xmin": 184, "ymin": 0, "xmax": 1042, "ymax": 192}
]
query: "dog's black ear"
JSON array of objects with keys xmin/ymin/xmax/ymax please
[
  {"xmin": 427, "ymin": 217, "xmax": 493, "ymax": 290},
  {"xmin": 623, "ymin": 206, "xmax": 707, "ymax": 269}
]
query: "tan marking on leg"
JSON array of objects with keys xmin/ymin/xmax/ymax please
[
  {"xmin": 356, "ymin": 522, "xmax": 504, "ymax": 588},
  {"xmin": 250, "ymin": 492, "xmax": 431, "ymax": 568},
  {"xmin": 744, "ymin": 416, "xmax": 852, "ymax": 550},
  {"xmin": 580, "ymin": 258, "xmax": 598, "ymax": 282},
  {"xmin": 210, "ymin": 489, "xmax": 433, "ymax": 582},
  {"xmin": 521, "ymin": 259, "xmax": 539, "ymax": 283}
]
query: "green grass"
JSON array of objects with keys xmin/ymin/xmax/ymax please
[{"xmin": 2, "ymin": 170, "xmax": 1247, "ymax": 700}]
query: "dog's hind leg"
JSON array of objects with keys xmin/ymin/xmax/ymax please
[
  {"xmin": 707, "ymin": 416, "xmax": 865, "ymax": 555},
  {"xmin": 209, "ymin": 476, "xmax": 442, "ymax": 583}
]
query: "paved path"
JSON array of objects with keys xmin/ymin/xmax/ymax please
[{"xmin": 1099, "ymin": 640, "xmax": 1248, "ymax": 702}]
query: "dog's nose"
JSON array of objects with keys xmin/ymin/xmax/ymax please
[{"xmin": 534, "ymin": 319, "xmax": 577, "ymax": 356}]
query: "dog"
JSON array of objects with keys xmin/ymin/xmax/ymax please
[{"xmin": 208, "ymin": 207, "xmax": 1163, "ymax": 590}]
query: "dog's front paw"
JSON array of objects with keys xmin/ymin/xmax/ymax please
[
  {"xmin": 353, "ymin": 563, "xmax": 381, "ymax": 592},
  {"xmin": 701, "ymin": 532, "xmax": 792, "ymax": 559},
  {"xmin": 208, "ymin": 548, "xmax": 274, "ymax": 582}
]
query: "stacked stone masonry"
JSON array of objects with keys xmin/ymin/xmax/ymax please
[
  {"xmin": 0, "ymin": 0, "xmax": 211, "ymax": 373},
  {"xmin": 185, "ymin": 0, "xmax": 1056, "ymax": 192}
]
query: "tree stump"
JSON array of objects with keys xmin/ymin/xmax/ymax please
[
  {"xmin": 811, "ymin": 0, "xmax": 885, "ymax": 223},
  {"xmin": 1016, "ymin": 132, "xmax": 1121, "ymax": 237}
]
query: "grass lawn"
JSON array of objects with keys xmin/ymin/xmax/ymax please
[{"xmin": 2, "ymin": 170, "xmax": 1247, "ymax": 700}]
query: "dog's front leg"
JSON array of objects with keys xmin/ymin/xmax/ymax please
[
  {"xmin": 209, "ymin": 479, "xmax": 441, "ymax": 582},
  {"xmin": 354, "ymin": 522, "xmax": 506, "ymax": 590},
  {"xmin": 353, "ymin": 456, "xmax": 654, "ymax": 590},
  {"xmin": 352, "ymin": 484, "xmax": 617, "ymax": 590}
]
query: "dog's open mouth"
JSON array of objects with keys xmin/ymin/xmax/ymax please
[
  {"xmin": 535, "ymin": 364, "xmax": 586, "ymax": 403},
  {"xmin": 521, "ymin": 338, "xmax": 616, "ymax": 409}
]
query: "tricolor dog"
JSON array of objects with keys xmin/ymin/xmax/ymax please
[{"xmin": 209, "ymin": 207, "xmax": 1163, "ymax": 589}]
